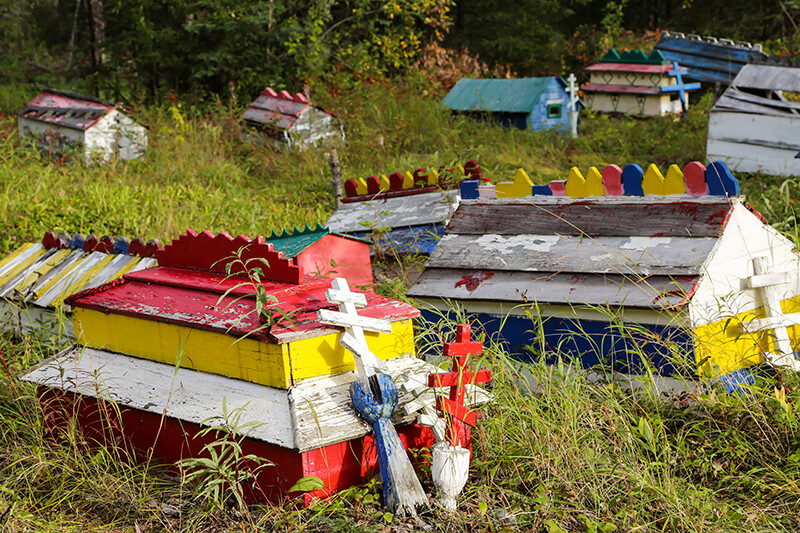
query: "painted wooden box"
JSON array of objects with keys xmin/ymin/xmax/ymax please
[
  {"xmin": 20, "ymin": 230, "xmax": 435, "ymax": 503},
  {"xmin": 407, "ymin": 161, "xmax": 800, "ymax": 379},
  {"xmin": 241, "ymin": 87, "xmax": 344, "ymax": 150},
  {"xmin": 707, "ymin": 60, "xmax": 800, "ymax": 177},
  {"xmin": 326, "ymin": 161, "xmax": 483, "ymax": 255},
  {"xmin": 18, "ymin": 89, "xmax": 147, "ymax": 164},
  {"xmin": 266, "ymin": 224, "xmax": 373, "ymax": 289},
  {"xmin": 0, "ymin": 232, "xmax": 158, "ymax": 337},
  {"xmin": 440, "ymin": 77, "xmax": 582, "ymax": 132},
  {"xmin": 654, "ymin": 31, "xmax": 767, "ymax": 86},
  {"xmin": 582, "ymin": 49, "xmax": 699, "ymax": 116}
]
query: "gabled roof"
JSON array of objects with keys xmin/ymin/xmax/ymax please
[
  {"xmin": 654, "ymin": 31, "xmax": 767, "ymax": 85},
  {"xmin": 713, "ymin": 63, "xmax": 800, "ymax": 116},
  {"xmin": 241, "ymin": 87, "xmax": 333, "ymax": 130},
  {"xmin": 18, "ymin": 89, "xmax": 117, "ymax": 131},
  {"xmin": 265, "ymin": 223, "xmax": 368, "ymax": 258},
  {"xmin": 408, "ymin": 161, "xmax": 745, "ymax": 313},
  {"xmin": 441, "ymin": 77, "xmax": 565, "ymax": 113}
]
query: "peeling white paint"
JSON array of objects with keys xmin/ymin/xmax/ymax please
[
  {"xmin": 621, "ymin": 237, "xmax": 672, "ymax": 250},
  {"xmin": 473, "ymin": 234, "xmax": 560, "ymax": 253}
]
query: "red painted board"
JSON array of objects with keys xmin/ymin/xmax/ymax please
[
  {"xmin": 295, "ymin": 235, "xmax": 374, "ymax": 290},
  {"xmin": 156, "ymin": 230, "xmax": 302, "ymax": 285},
  {"xmin": 38, "ymin": 387, "xmax": 435, "ymax": 505},
  {"xmin": 436, "ymin": 397, "xmax": 477, "ymax": 427},
  {"xmin": 340, "ymin": 186, "xmax": 440, "ymax": 203},
  {"xmin": 428, "ymin": 369, "xmax": 492, "ymax": 388},
  {"xmin": 69, "ymin": 272, "xmax": 418, "ymax": 342},
  {"xmin": 443, "ymin": 341, "xmax": 483, "ymax": 357},
  {"xmin": 581, "ymin": 84, "xmax": 661, "ymax": 95},
  {"xmin": 585, "ymin": 63, "xmax": 672, "ymax": 73}
]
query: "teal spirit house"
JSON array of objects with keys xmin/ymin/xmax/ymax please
[{"xmin": 441, "ymin": 77, "xmax": 581, "ymax": 133}]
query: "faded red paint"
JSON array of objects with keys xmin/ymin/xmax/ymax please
[
  {"xmin": 69, "ymin": 264, "xmax": 417, "ymax": 342},
  {"xmin": 705, "ymin": 207, "xmax": 730, "ymax": 226},
  {"xmin": 296, "ymin": 234, "xmax": 373, "ymax": 290},
  {"xmin": 39, "ymin": 387, "xmax": 435, "ymax": 506},
  {"xmin": 455, "ymin": 271, "xmax": 494, "ymax": 291}
]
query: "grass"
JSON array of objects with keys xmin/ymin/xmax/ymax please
[{"xmin": 2, "ymin": 76, "xmax": 800, "ymax": 531}]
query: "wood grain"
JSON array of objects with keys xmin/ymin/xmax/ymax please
[
  {"xmin": 427, "ymin": 234, "xmax": 715, "ymax": 275},
  {"xmin": 445, "ymin": 197, "xmax": 737, "ymax": 237}
]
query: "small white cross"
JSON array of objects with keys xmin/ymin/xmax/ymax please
[
  {"xmin": 398, "ymin": 376, "xmax": 446, "ymax": 443},
  {"xmin": 317, "ymin": 278, "xmax": 390, "ymax": 376},
  {"xmin": 740, "ymin": 256, "xmax": 800, "ymax": 371},
  {"xmin": 567, "ymin": 73, "xmax": 579, "ymax": 139}
]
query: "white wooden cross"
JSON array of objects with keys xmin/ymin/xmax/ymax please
[
  {"xmin": 740, "ymin": 256, "xmax": 800, "ymax": 371},
  {"xmin": 567, "ymin": 73, "xmax": 579, "ymax": 139},
  {"xmin": 317, "ymin": 278, "xmax": 390, "ymax": 377}
]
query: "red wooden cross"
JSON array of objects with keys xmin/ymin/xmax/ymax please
[{"xmin": 428, "ymin": 324, "xmax": 491, "ymax": 447}]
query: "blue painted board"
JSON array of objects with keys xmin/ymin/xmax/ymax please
[
  {"xmin": 353, "ymin": 223, "xmax": 445, "ymax": 255},
  {"xmin": 420, "ymin": 309, "xmax": 694, "ymax": 377},
  {"xmin": 655, "ymin": 34, "xmax": 768, "ymax": 85}
]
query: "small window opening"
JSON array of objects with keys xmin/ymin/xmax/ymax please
[{"xmin": 547, "ymin": 103, "xmax": 562, "ymax": 119}]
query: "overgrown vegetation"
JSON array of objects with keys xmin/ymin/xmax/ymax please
[{"xmin": 3, "ymin": 0, "xmax": 800, "ymax": 531}]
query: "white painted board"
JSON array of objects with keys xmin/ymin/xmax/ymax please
[{"xmin": 326, "ymin": 190, "xmax": 459, "ymax": 233}]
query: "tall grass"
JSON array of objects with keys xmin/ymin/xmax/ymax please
[{"xmin": 2, "ymin": 78, "xmax": 800, "ymax": 531}]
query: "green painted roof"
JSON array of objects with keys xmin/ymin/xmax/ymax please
[
  {"xmin": 265, "ymin": 223, "xmax": 368, "ymax": 258},
  {"xmin": 600, "ymin": 49, "xmax": 669, "ymax": 65},
  {"xmin": 441, "ymin": 77, "xmax": 558, "ymax": 113},
  {"xmin": 265, "ymin": 223, "xmax": 330, "ymax": 258}
]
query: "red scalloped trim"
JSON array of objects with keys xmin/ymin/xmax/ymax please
[{"xmin": 155, "ymin": 229, "xmax": 303, "ymax": 284}]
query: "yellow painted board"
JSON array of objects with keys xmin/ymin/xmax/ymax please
[
  {"xmin": 0, "ymin": 243, "xmax": 35, "ymax": 270},
  {"xmin": 14, "ymin": 248, "xmax": 71, "ymax": 292},
  {"xmin": 73, "ymin": 309, "xmax": 415, "ymax": 388},
  {"xmin": 427, "ymin": 168, "xmax": 439, "ymax": 186},
  {"xmin": 565, "ymin": 167, "xmax": 587, "ymax": 198},
  {"xmin": 402, "ymin": 171, "xmax": 414, "ymax": 189},
  {"xmin": 379, "ymin": 175, "xmax": 391, "ymax": 192},
  {"xmin": 664, "ymin": 164, "xmax": 686, "ymax": 195},
  {"xmin": 73, "ymin": 307, "xmax": 294, "ymax": 389},
  {"xmin": 585, "ymin": 167, "xmax": 605, "ymax": 196},
  {"xmin": 288, "ymin": 318, "xmax": 415, "ymax": 383},
  {"xmin": 694, "ymin": 296, "xmax": 800, "ymax": 377},
  {"xmin": 30, "ymin": 252, "xmax": 86, "ymax": 299},
  {"xmin": 355, "ymin": 178, "xmax": 368, "ymax": 195},
  {"xmin": 642, "ymin": 164, "xmax": 665, "ymax": 195},
  {"xmin": 0, "ymin": 247, "xmax": 48, "ymax": 286},
  {"xmin": 496, "ymin": 168, "xmax": 533, "ymax": 198},
  {"xmin": 52, "ymin": 254, "xmax": 117, "ymax": 306}
]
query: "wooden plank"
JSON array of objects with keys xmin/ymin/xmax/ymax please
[
  {"xmin": 730, "ymin": 64, "xmax": 800, "ymax": 93},
  {"xmin": 26, "ymin": 249, "xmax": 86, "ymax": 304},
  {"xmin": 427, "ymin": 234, "xmax": 714, "ymax": 275},
  {"xmin": 707, "ymin": 138, "xmax": 800, "ymax": 178},
  {"xmin": 326, "ymin": 190, "xmax": 459, "ymax": 234},
  {"xmin": 0, "ymin": 244, "xmax": 47, "ymax": 286},
  {"xmin": 0, "ymin": 248, "xmax": 60, "ymax": 298},
  {"xmin": 406, "ymin": 268, "xmax": 697, "ymax": 309},
  {"xmin": 19, "ymin": 347, "xmax": 433, "ymax": 452},
  {"xmin": 34, "ymin": 252, "xmax": 109, "ymax": 307},
  {"xmin": 708, "ymin": 111, "xmax": 800, "ymax": 150},
  {"xmin": 445, "ymin": 197, "xmax": 736, "ymax": 237}
]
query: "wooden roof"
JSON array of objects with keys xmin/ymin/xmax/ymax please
[
  {"xmin": 407, "ymin": 161, "xmax": 745, "ymax": 312},
  {"xmin": 19, "ymin": 89, "xmax": 116, "ymax": 131},
  {"xmin": 67, "ymin": 230, "xmax": 417, "ymax": 344}
]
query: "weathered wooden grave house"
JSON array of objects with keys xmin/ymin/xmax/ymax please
[
  {"xmin": 241, "ymin": 87, "xmax": 344, "ymax": 149},
  {"xmin": 707, "ymin": 60, "xmax": 800, "ymax": 177},
  {"xmin": 20, "ymin": 230, "xmax": 438, "ymax": 503},
  {"xmin": 440, "ymin": 77, "xmax": 581, "ymax": 132},
  {"xmin": 582, "ymin": 49, "xmax": 700, "ymax": 116},
  {"xmin": 0, "ymin": 232, "xmax": 158, "ymax": 337},
  {"xmin": 265, "ymin": 224, "xmax": 373, "ymax": 289},
  {"xmin": 408, "ymin": 161, "xmax": 800, "ymax": 378},
  {"xmin": 654, "ymin": 31, "xmax": 768, "ymax": 87},
  {"xmin": 18, "ymin": 89, "xmax": 147, "ymax": 164},
  {"xmin": 326, "ymin": 161, "xmax": 483, "ymax": 255}
]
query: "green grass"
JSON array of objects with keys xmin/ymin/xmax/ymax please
[{"xmin": 2, "ymin": 77, "xmax": 800, "ymax": 532}]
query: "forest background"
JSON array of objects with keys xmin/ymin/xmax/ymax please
[{"xmin": 3, "ymin": 1, "xmax": 800, "ymax": 533}]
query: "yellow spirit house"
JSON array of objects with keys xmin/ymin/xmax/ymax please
[{"xmin": 20, "ymin": 230, "xmax": 434, "ymax": 503}]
